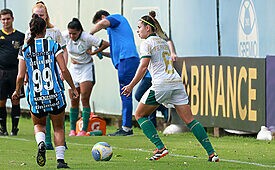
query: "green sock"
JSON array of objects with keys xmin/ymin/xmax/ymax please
[
  {"xmin": 70, "ymin": 108, "xmax": 79, "ymax": 130},
  {"xmin": 82, "ymin": 108, "xmax": 91, "ymax": 131},
  {"xmin": 137, "ymin": 117, "xmax": 164, "ymax": 150},
  {"xmin": 187, "ymin": 119, "xmax": 215, "ymax": 155},
  {"xmin": 45, "ymin": 115, "xmax": 52, "ymax": 144}
]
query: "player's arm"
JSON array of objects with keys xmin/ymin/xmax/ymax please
[
  {"xmin": 12, "ymin": 59, "xmax": 26, "ymax": 100},
  {"xmin": 167, "ymin": 40, "xmax": 177, "ymax": 61},
  {"xmin": 121, "ymin": 57, "xmax": 150, "ymax": 97},
  {"xmin": 90, "ymin": 19, "xmax": 110, "ymax": 35},
  {"xmin": 56, "ymin": 52, "xmax": 79, "ymax": 98}
]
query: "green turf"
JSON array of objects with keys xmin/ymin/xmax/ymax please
[{"xmin": 0, "ymin": 117, "xmax": 274, "ymax": 169}]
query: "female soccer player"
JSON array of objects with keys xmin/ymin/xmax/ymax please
[
  {"xmin": 63, "ymin": 18, "xmax": 109, "ymax": 136},
  {"xmin": 25, "ymin": 1, "xmax": 69, "ymax": 150},
  {"xmin": 12, "ymin": 14, "xmax": 78, "ymax": 168},
  {"xmin": 121, "ymin": 15, "xmax": 219, "ymax": 162}
]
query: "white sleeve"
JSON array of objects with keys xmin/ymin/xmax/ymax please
[{"xmin": 140, "ymin": 41, "xmax": 151, "ymax": 57}]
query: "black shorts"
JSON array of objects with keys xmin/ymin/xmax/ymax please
[
  {"xmin": 0, "ymin": 68, "xmax": 25, "ymax": 100},
  {"xmin": 30, "ymin": 105, "xmax": 66, "ymax": 119}
]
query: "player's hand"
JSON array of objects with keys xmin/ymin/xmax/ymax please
[
  {"xmin": 171, "ymin": 52, "xmax": 177, "ymax": 61},
  {"xmin": 121, "ymin": 85, "xmax": 133, "ymax": 97},
  {"xmin": 12, "ymin": 91, "xmax": 20, "ymax": 100},
  {"xmin": 72, "ymin": 89, "xmax": 79, "ymax": 99}
]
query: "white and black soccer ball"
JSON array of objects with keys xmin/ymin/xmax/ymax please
[{"xmin": 92, "ymin": 142, "xmax": 113, "ymax": 161}]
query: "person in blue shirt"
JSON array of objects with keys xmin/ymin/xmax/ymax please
[
  {"xmin": 91, "ymin": 10, "xmax": 139, "ymax": 136},
  {"xmin": 12, "ymin": 14, "xmax": 78, "ymax": 168}
]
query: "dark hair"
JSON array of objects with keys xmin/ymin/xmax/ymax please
[
  {"xmin": 148, "ymin": 10, "xmax": 169, "ymax": 41},
  {"xmin": 23, "ymin": 14, "xmax": 46, "ymax": 51},
  {"xmin": 36, "ymin": 0, "xmax": 45, "ymax": 5},
  {"xmin": 68, "ymin": 18, "xmax": 83, "ymax": 32},
  {"xmin": 92, "ymin": 10, "xmax": 110, "ymax": 24},
  {"xmin": 140, "ymin": 15, "xmax": 156, "ymax": 32},
  {"xmin": 0, "ymin": 8, "xmax": 13, "ymax": 18}
]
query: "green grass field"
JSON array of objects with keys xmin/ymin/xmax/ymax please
[{"xmin": 0, "ymin": 117, "xmax": 275, "ymax": 170}]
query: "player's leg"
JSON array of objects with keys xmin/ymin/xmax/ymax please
[
  {"xmin": 0, "ymin": 100, "xmax": 8, "ymax": 136},
  {"xmin": 68, "ymin": 88, "xmax": 80, "ymax": 136},
  {"xmin": 175, "ymin": 104, "xmax": 219, "ymax": 162},
  {"xmin": 135, "ymin": 102, "xmax": 168, "ymax": 160},
  {"xmin": 77, "ymin": 81, "xmax": 94, "ymax": 136},
  {"xmin": 31, "ymin": 112, "xmax": 47, "ymax": 167},
  {"xmin": 50, "ymin": 110, "xmax": 69, "ymax": 168},
  {"xmin": 0, "ymin": 70, "xmax": 9, "ymax": 135}
]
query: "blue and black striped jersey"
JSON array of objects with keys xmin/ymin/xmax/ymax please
[{"xmin": 19, "ymin": 38, "xmax": 66, "ymax": 114}]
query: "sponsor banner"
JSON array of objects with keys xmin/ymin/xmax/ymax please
[
  {"xmin": 174, "ymin": 57, "xmax": 265, "ymax": 132},
  {"xmin": 266, "ymin": 56, "xmax": 275, "ymax": 128}
]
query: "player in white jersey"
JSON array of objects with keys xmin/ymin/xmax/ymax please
[
  {"xmin": 63, "ymin": 18, "xmax": 109, "ymax": 137},
  {"xmin": 121, "ymin": 15, "xmax": 219, "ymax": 162},
  {"xmin": 24, "ymin": 1, "xmax": 69, "ymax": 150}
]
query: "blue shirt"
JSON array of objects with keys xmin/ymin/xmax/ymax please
[
  {"xmin": 19, "ymin": 38, "xmax": 66, "ymax": 114},
  {"xmin": 106, "ymin": 14, "xmax": 139, "ymax": 68}
]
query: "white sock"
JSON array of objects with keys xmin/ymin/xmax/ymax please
[
  {"xmin": 122, "ymin": 126, "xmax": 131, "ymax": 132},
  {"xmin": 56, "ymin": 146, "xmax": 65, "ymax": 160},
  {"xmin": 35, "ymin": 132, "xmax": 45, "ymax": 145}
]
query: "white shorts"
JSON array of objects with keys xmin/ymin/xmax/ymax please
[
  {"xmin": 140, "ymin": 87, "xmax": 189, "ymax": 107},
  {"xmin": 69, "ymin": 62, "xmax": 95, "ymax": 88}
]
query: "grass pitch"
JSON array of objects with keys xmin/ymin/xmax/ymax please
[{"xmin": 0, "ymin": 117, "xmax": 275, "ymax": 170}]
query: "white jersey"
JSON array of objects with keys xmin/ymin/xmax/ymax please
[
  {"xmin": 140, "ymin": 35, "xmax": 182, "ymax": 91},
  {"xmin": 62, "ymin": 31, "xmax": 102, "ymax": 64},
  {"xmin": 25, "ymin": 26, "xmax": 66, "ymax": 48}
]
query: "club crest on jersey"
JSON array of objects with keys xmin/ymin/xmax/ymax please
[{"xmin": 12, "ymin": 41, "xmax": 21, "ymax": 49}]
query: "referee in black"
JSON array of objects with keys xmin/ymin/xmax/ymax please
[{"xmin": 0, "ymin": 9, "xmax": 24, "ymax": 136}]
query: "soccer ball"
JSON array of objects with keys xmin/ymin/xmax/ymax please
[{"xmin": 92, "ymin": 142, "xmax": 113, "ymax": 161}]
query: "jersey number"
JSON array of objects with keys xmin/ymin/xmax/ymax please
[
  {"xmin": 162, "ymin": 51, "xmax": 174, "ymax": 74},
  {"xmin": 32, "ymin": 68, "xmax": 54, "ymax": 93}
]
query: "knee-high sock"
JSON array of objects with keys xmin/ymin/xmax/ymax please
[
  {"xmin": 69, "ymin": 108, "xmax": 79, "ymax": 130},
  {"xmin": 11, "ymin": 105, "xmax": 20, "ymax": 129},
  {"xmin": 137, "ymin": 117, "xmax": 164, "ymax": 150},
  {"xmin": 0, "ymin": 107, "xmax": 7, "ymax": 131},
  {"xmin": 187, "ymin": 119, "xmax": 215, "ymax": 155},
  {"xmin": 82, "ymin": 108, "xmax": 90, "ymax": 131},
  {"xmin": 56, "ymin": 146, "xmax": 65, "ymax": 160},
  {"xmin": 45, "ymin": 115, "xmax": 52, "ymax": 144}
]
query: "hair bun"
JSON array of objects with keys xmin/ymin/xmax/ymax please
[{"xmin": 149, "ymin": 11, "xmax": 156, "ymax": 18}]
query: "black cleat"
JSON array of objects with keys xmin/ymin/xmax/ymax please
[
  {"xmin": 149, "ymin": 147, "xmax": 169, "ymax": 161},
  {"xmin": 36, "ymin": 141, "xmax": 46, "ymax": 166},
  {"xmin": 0, "ymin": 128, "xmax": 8, "ymax": 136},
  {"xmin": 10, "ymin": 128, "xmax": 19, "ymax": 136},
  {"xmin": 57, "ymin": 160, "xmax": 70, "ymax": 169},
  {"xmin": 208, "ymin": 153, "xmax": 220, "ymax": 162},
  {"xmin": 107, "ymin": 129, "xmax": 133, "ymax": 136}
]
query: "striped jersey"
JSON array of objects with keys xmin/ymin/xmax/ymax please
[
  {"xmin": 139, "ymin": 35, "xmax": 182, "ymax": 91},
  {"xmin": 18, "ymin": 38, "xmax": 66, "ymax": 114}
]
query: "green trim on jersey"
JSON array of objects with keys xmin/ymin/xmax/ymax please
[
  {"xmin": 145, "ymin": 90, "xmax": 160, "ymax": 105},
  {"xmin": 141, "ymin": 55, "xmax": 151, "ymax": 59}
]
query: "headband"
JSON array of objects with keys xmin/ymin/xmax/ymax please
[{"xmin": 140, "ymin": 19, "xmax": 155, "ymax": 29}]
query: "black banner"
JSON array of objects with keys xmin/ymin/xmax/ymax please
[{"xmin": 174, "ymin": 57, "xmax": 265, "ymax": 132}]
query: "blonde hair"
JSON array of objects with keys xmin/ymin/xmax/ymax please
[
  {"xmin": 149, "ymin": 11, "xmax": 169, "ymax": 41},
  {"xmin": 32, "ymin": 1, "xmax": 54, "ymax": 28}
]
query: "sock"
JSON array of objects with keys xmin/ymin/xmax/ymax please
[
  {"xmin": 187, "ymin": 119, "xmax": 215, "ymax": 155},
  {"xmin": 0, "ymin": 107, "xmax": 7, "ymax": 131},
  {"xmin": 55, "ymin": 146, "xmax": 65, "ymax": 160},
  {"xmin": 82, "ymin": 108, "xmax": 91, "ymax": 131},
  {"xmin": 69, "ymin": 108, "xmax": 79, "ymax": 130},
  {"xmin": 35, "ymin": 132, "xmax": 45, "ymax": 145},
  {"xmin": 122, "ymin": 126, "xmax": 131, "ymax": 132},
  {"xmin": 137, "ymin": 117, "xmax": 164, "ymax": 150},
  {"xmin": 45, "ymin": 116, "xmax": 52, "ymax": 144},
  {"xmin": 11, "ymin": 105, "xmax": 20, "ymax": 129}
]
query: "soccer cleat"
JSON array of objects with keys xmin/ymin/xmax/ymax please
[
  {"xmin": 149, "ymin": 147, "xmax": 169, "ymax": 161},
  {"xmin": 57, "ymin": 159, "xmax": 70, "ymax": 169},
  {"xmin": 208, "ymin": 153, "xmax": 220, "ymax": 162},
  {"xmin": 107, "ymin": 129, "xmax": 133, "ymax": 136},
  {"xmin": 69, "ymin": 130, "xmax": 76, "ymax": 136},
  {"xmin": 36, "ymin": 141, "xmax": 46, "ymax": 166},
  {"xmin": 64, "ymin": 142, "xmax": 68, "ymax": 150},
  {"xmin": 45, "ymin": 142, "xmax": 54, "ymax": 150},
  {"xmin": 76, "ymin": 130, "xmax": 87, "ymax": 136},
  {"xmin": 10, "ymin": 128, "xmax": 19, "ymax": 136}
]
